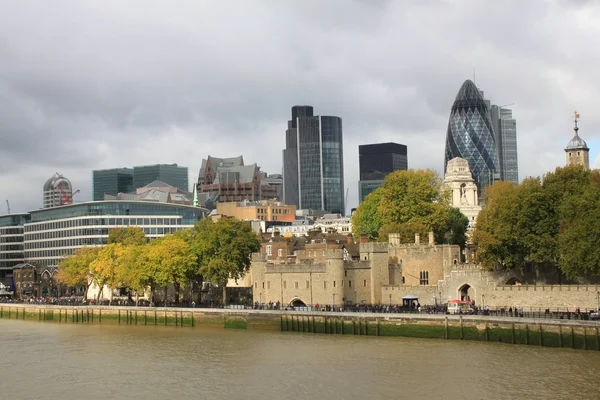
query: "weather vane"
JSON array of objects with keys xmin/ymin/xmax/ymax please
[{"xmin": 574, "ymin": 111, "xmax": 580, "ymax": 123}]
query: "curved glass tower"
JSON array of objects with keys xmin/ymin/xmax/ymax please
[{"xmin": 444, "ymin": 80, "xmax": 499, "ymax": 192}]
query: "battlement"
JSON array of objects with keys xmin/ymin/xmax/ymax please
[{"xmin": 359, "ymin": 242, "xmax": 389, "ymax": 253}]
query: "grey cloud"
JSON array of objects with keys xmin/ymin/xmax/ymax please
[{"xmin": 0, "ymin": 0, "xmax": 599, "ymax": 213}]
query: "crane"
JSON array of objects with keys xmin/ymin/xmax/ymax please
[
  {"xmin": 57, "ymin": 186, "xmax": 80, "ymax": 205},
  {"xmin": 6, "ymin": 200, "xmax": 10, "ymax": 214}
]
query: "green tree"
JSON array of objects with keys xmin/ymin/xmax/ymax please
[
  {"xmin": 90, "ymin": 243, "xmax": 124, "ymax": 302},
  {"xmin": 107, "ymin": 227, "xmax": 147, "ymax": 246},
  {"xmin": 56, "ymin": 247, "xmax": 100, "ymax": 299},
  {"xmin": 351, "ymin": 189, "xmax": 382, "ymax": 241},
  {"xmin": 378, "ymin": 221, "xmax": 429, "ymax": 243},
  {"xmin": 442, "ymin": 207, "xmax": 469, "ymax": 247},
  {"xmin": 190, "ymin": 218, "xmax": 260, "ymax": 305},
  {"xmin": 154, "ymin": 235, "xmax": 197, "ymax": 304}
]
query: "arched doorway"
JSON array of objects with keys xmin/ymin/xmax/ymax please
[
  {"xmin": 290, "ymin": 298, "xmax": 307, "ymax": 307},
  {"xmin": 458, "ymin": 284, "xmax": 473, "ymax": 303},
  {"xmin": 505, "ymin": 277, "xmax": 522, "ymax": 285}
]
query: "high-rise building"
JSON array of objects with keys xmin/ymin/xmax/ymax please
[
  {"xmin": 491, "ymin": 105, "xmax": 519, "ymax": 185},
  {"xmin": 565, "ymin": 112, "xmax": 589, "ymax": 170},
  {"xmin": 444, "ymin": 80, "xmax": 500, "ymax": 193},
  {"xmin": 43, "ymin": 173, "xmax": 73, "ymax": 208},
  {"xmin": 92, "ymin": 168, "xmax": 134, "ymax": 201},
  {"xmin": 133, "ymin": 164, "xmax": 188, "ymax": 192},
  {"xmin": 283, "ymin": 105, "xmax": 345, "ymax": 215},
  {"xmin": 358, "ymin": 142, "xmax": 408, "ymax": 202}
]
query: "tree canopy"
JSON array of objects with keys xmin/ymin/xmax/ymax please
[
  {"xmin": 473, "ymin": 165, "xmax": 600, "ymax": 280},
  {"xmin": 351, "ymin": 169, "xmax": 468, "ymax": 247},
  {"xmin": 107, "ymin": 227, "xmax": 147, "ymax": 246}
]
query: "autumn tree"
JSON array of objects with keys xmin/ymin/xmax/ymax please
[
  {"xmin": 56, "ymin": 246, "xmax": 100, "ymax": 299},
  {"xmin": 351, "ymin": 189, "xmax": 382, "ymax": 241},
  {"xmin": 154, "ymin": 234, "xmax": 197, "ymax": 304},
  {"xmin": 89, "ymin": 243, "xmax": 125, "ymax": 302},
  {"xmin": 189, "ymin": 218, "xmax": 260, "ymax": 305},
  {"xmin": 108, "ymin": 227, "xmax": 147, "ymax": 246}
]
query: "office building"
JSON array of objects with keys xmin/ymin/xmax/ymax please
[
  {"xmin": 0, "ymin": 213, "xmax": 30, "ymax": 286},
  {"xmin": 444, "ymin": 80, "xmax": 500, "ymax": 193},
  {"xmin": 358, "ymin": 142, "xmax": 408, "ymax": 202},
  {"xmin": 197, "ymin": 155, "xmax": 279, "ymax": 203},
  {"xmin": 43, "ymin": 173, "xmax": 74, "ymax": 209},
  {"xmin": 133, "ymin": 164, "xmax": 188, "ymax": 192},
  {"xmin": 491, "ymin": 105, "xmax": 519, "ymax": 185},
  {"xmin": 92, "ymin": 168, "xmax": 134, "ymax": 201},
  {"xmin": 283, "ymin": 105, "xmax": 345, "ymax": 215}
]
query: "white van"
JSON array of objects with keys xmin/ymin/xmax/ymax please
[{"xmin": 447, "ymin": 300, "xmax": 473, "ymax": 315}]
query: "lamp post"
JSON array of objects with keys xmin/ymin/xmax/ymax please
[{"xmin": 333, "ymin": 293, "xmax": 336, "ymax": 310}]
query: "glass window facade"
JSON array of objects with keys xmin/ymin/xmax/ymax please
[
  {"xmin": 92, "ymin": 168, "xmax": 134, "ymax": 201},
  {"xmin": 133, "ymin": 164, "xmax": 188, "ymax": 192},
  {"xmin": 445, "ymin": 80, "xmax": 500, "ymax": 192},
  {"xmin": 358, "ymin": 142, "xmax": 408, "ymax": 202},
  {"xmin": 283, "ymin": 107, "xmax": 345, "ymax": 215}
]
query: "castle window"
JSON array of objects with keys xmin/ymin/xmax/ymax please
[
  {"xmin": 283, "ymin": 281, "xmax": 286, "ymax": 289},
  {"xmin": 349, "ymin": 280, "xmax": 352, "ymax": 288},
  {"xmin": 323, "ymin": 281, "xmax": 327, "ymax": 289},
  {"xmin": 262, "ymin": 282, "xmax": 265, "ymax": 289},
  {"xmin": 306, "ymin": 281, "xmax": 309, "ymax": 289},
  {"xmin": 344, "ymin": 271, "xmax": 347, "ymax": 277},
  {"xmin": 419, "ymin": 271, "xmax": 429, "ymax": 285},
  {"xmin": 364, "ymin": 280, "xmax": 367, "ymax": 287},
  {"xmin": 278, "ymin": 249, "xmax": 283, "ymax": 257},
  {"xmin": 333, "ymin": 281, "xmax": 336, "ymax": 288},
  {"xmin": 341, "ymin": 280, "xmax": 344, "ymax": 288},
  {"xmin": 294, "ymin": 281, "xmax": 299, "ymax": 289},
  {"xmin": 266, "ymin": 245, "xmax": 272, "ymax": 256},
  {"xmin": 254, "ymin": 282, "xmax": 258, "ymax": 289}
]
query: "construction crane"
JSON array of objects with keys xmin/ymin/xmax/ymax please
[
  {"xmin": 6, "ymin": 200, "xmax": 10, "ymax": 214},
  {"xmin": 57, "ymin": 186, "xmax": 80, "ymax": 205},
  {"xmin": 344, "ymin": 188, "xmax": 349, "ymax": 216}
]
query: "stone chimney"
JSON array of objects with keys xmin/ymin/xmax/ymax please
[
  {"xmin": 414, "ymin": 233, "xmax": 420, "ymax": 245},
  {"xmin": 428, "ymin": 231, "xmax": 434, "ymax": 246},
  {"xmin": 274, "ymin": 228, "xmax": 281, "ymax": 237},
  {"xmin": 346, "ymin": 234, "xmax": 354, "ymax": 244},
  {"xmin": 360, "ymin": 234, "xmax": 369, "ymax": 243},
  {"xmin": 389, "ymin": 233, "xmax": 400, "ymax": 246}
]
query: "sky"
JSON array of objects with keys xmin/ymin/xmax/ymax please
[{"xmin": 1, "ymin": 0, "xmax": 599, "ymax": 214}]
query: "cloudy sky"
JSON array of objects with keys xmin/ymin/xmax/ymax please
[{"xmin": 1, "ymin": 0, "xmax": 599, "ymax": 214}]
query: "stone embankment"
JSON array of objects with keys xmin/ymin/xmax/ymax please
[{"xmin": 2, "ymin": 303, "xmax": 600, "ymax": 351}]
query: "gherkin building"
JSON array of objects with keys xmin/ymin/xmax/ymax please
[{"xmin": 444, "ymin": 79, "xmax": 499, "ymax": 191}]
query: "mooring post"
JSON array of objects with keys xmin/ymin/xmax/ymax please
[
  {"xmin": 571, "ymin": 327, "xmax": 576, "ymax": 349},
  {"xmin": 445, "ymin": 317, "xmax": 449, "ymax": 339},
  {"xmin": 539, "ymin": 325, "xmax": 543, "ymax": 346},
  {"xmin": 154, "ymin": 310, "xmax": 157, "ymax": 326},
  {"xmin": 99, "ymin": 309, "xmax": 102, "ymax": 324},
  {"xmin": 164, "ymin": 310, "xmax": 167, "ymax": 326},
  {"xmin": 460, "ymin": 316, "xmax": 464, "ymax": 340},
  {"xmin": 485, "ymin": 323, "xmax": 489, "ymax": 342},
  {"xmin": 584, "ymin": 327, "xmax": 588, "ymax": 350},
  {"xmin": 191, "ymin": 312, "xmax": 194, "ymax": 328},
  {"xmin": 559, "ymin": 325, "xmax": 563, "ymax": 348},
  {"xmin": 144, "ymin": 311, "xmax": 147, "ymax": 326},
  {"xmin": 525, "ymin": 324, "xmax": 529, "ymax": 345},
  {"xmin": 596, "ymin": 327, "xmax": 599, "ymax": 351}
]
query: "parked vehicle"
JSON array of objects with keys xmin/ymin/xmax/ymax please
[
  {"xmin": 446, "ymin": 300, "xmax": 474, "ymax": 315},
  {"xmin": 590, "ymin": 310, "xmax": 600, "ymax": 320}
]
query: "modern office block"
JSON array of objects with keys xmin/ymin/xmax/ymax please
[
  {"xmin": 358, "ymin": 142, "xmax": 407, "ymax": 202},
  {"xmin": 133, "ymin": 164, "xmax": 188, "ymax": 192},
  {"xmin": 92, "ymin": 168, "xmax": 134, "ymax": 201}
]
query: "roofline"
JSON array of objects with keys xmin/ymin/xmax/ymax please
[{"xmin": 26, "ymin": 200, "xmax": 209, "ymax": 215}]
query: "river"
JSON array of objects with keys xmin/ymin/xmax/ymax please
[{"xmin": 1, "ymin": 319, "xmax": 599, "ymax": 399}]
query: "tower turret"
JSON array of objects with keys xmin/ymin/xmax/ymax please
[{"xmin": 565, "ymin": 111, "xmax": 589, "ymax": 170}]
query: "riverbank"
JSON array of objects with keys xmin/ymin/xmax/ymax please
[{"xmin": 2, "ymin": 303, "xmax": 600, "ymax": 351}]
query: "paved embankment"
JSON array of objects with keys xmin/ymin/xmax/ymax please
[{"xmin": 1, "ymin": 303, "xmax": 599, "ymax": 351}]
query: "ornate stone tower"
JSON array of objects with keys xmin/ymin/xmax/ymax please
[
  {"xmin": 442, "ymin": 157, "xmax": 482, "ymax": 231},
  {"xmin": 565, "ymin": 112, "xmax": 589, "ymax": 170}
]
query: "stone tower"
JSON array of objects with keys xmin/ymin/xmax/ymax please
[
  {"xmin": 442, "ymin": 157, "xmax": 482, "ymax": 230},
  {"xmin": 565, "ymin": 112, "xmax": 589, "ymax": 170}
]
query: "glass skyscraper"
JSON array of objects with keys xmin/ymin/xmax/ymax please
[
  {"xmin": 133, "ymin": 164, "xmax": 188, "ymax": 192},
  {"xmin": 92, "ymin": 168, "xmax": 134, "ymax": 201},
  {"xmin": 444, "ymin": 80, "xmax": 500, "ymax": 192},
  {"xmin": 491, "ymin": 106, "xmax": 519, "ymax": 185},
  {"xmin": 283, "ymin": 106, "xmax": 345, "ymax": 215},
  {"xmin": 358, "ymin": 142, "xmax": 408, "ymax": 202}
]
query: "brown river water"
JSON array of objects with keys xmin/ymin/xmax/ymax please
[{"xmin": 1, "ymin": 319, "xmax": 599, "ymax": 400}]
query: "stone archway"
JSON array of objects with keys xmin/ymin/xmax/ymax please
[
  {"xmin": 505, "ymin": 277, "xmax": 522, "ymax": 285},
  {"xmin": 290, "ymin": 298, "xmax": 307, "ymax": 307},
  {"xmin": 458, "ymin": 284, "xmax": 474, "ymax": 303}
]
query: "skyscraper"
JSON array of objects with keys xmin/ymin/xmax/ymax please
[
  {"xmin": 444, "ymin": 80, "xmax": 500, "ymax": 193},
  {"xmin": 358, "ymin": 142, "xmax": 408, "ymax": 202},
  {"xmin": 92, "ymin": 168, "xmax": 134, "ymax": 201},
  {"xmin": 283, "ymin": 105, "xmax": 345, "ymax": 215},
  {"xmin": 491, "ymin": 105, "xmax": 519, "ymax": 185},
  {"xmin": 133, "ymin": 164, "xmax": 188, "ymax": 192}
]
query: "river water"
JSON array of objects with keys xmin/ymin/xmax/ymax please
[{"xmin": 1, "ymin": 320, "xmax": 599, "ymax": 400}]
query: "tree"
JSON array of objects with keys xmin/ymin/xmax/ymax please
[
  {"xmin": 90, "ymin": 243, "xmax": 125, "ymax": 302},
  {"xmin": 190, "ymin": 218, "xmax": 261, "ymax": 305},
  {"xmin": 56, "ymin": 247, "xmax": 100, "ymax": 299},
  {"xmin": 351, "ymin": 189, "xmax": 382, "ymax": 241},
  {"xmin": 442, "ymin": 207, "xmax": 469, "ymax": 248},
  {"xmin": 107, "ymin": 227, "xmax": 147, "ymax": 246},
  {"xmin": 114, "ymin": 244, "xmax": 146, "ymax": 305},
  {"xmin": 154, "ymin": 235, "xmax": 197, "ymax": 304},
  {"xmin": 378, "ymin": 221, "xmax": 429, "ymax": 243}
]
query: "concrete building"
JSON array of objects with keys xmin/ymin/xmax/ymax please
[
  {"xmin": 43, "ymin": 173, "xmax": 74, "ymax": 208},
  {"xmin": 133, "ymin": 164, "xmax": 189, "ymax": 192},
  {"xmin": 216, "ymin": 200, "xmax": 296, "ymax": 223},
  {"xmin": 565, "ymin": 112, "xmax": 590, "ymax": 170},
  {"xmin": 92, "ymin": 168, "xmax": 134, "ymax": 201},
  {"xmin": 265, "ymin": 213, "xmax": 352, "ymax": 237},
  {"xmin": 490, "ymin": 105, "xmax": 519, "ymax": 184},
  {"xmin": 197, "ymin": 155, "xmax": 278, "ymax": 203},
  {"xmin": 283, "ymin": 106, "xmax": 345, "ymax": 215},
  {"xmin": 442, "ymin": 157, "xmax": 482, "ymax": 231},
  {"xmin": 358, "ymin": 142, "xmax": 408, "ymax": 202}
]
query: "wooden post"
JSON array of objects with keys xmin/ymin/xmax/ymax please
[
  {"xmin": 59, "ymin": 309, "xmax": 62, "ymax": 323},
  {"xmin": 539, "ymin": 325, "xmax": 543, "ymax": 346},
  {"xmin": 99, "ymin": 309, "xmax": 102, "ymax": 324},
  {"xmin": 144, "ymin": 311, "xmax": 147, "ymax": 326},
  {"xmin": 511, "ymin": 323, "xmax": 516, "ymax": 344},
  {"xmin": 485, "ymin": 323, "xmax": 489, "ymax": 342},
  {"xmin": 596, "ymin": 327, "xmax": 599, "ymax": 351},
  {"xmin": 571, "ymin": 327, "xmax": 576, "ymax": 349},
  {"xmin": 16, "ymin": 308, "xmax": 18, "ymax": 320},
  {"xmin": 135, "ymin": 310, "xmax": 138, "ymax": 325},
  {"xmin": 164, "ymin": 310, "xmax": 167, "ymax": 326},
  {"xmin": 341, "ymin": 319, "xmax": 344, "ymax": 335},
  {"xmin": 118, "ymin": 309, "xmax": 121, "ymax": 324},
  {"xmin": 559, "ymin": 325, "xmax": 563, "ymax": 348},
  {"xmin": 460, "ymin": 316, "xmax": 464, "ymax": 340},
  {"xmin": 584, "ymin": 327, "xmax": 588, "ymax": 351},
  {"xmin": 376, "ymin": 318, "xmax": 380, "ymax": 336},
  {"xmin": 445, "ymin": 317, "xmax": 449, "ymax": 340},
  {"xmin": 525, "ymin": 324, "xmax": 529, "ymax": 345},
  {"xmin": 154, "ymin": 310, "xmax": 157, "ymax": 326},
  {"xmin": 191, "ymin": 312, "xmax": 194, "ymax": 328}
]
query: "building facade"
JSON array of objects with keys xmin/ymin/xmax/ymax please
[
  {"xmin": 442, "ymin": 157, "xmax": 482, "ymax": 231},
  {"xmin": 565, "ymin": 113, "xmax": 590, "ymax": 170},
  {"xmin": 133, "ymin": 164, "xmax": 188, "ymax": 192},
  {"xmin": 0, "ymin": 213, "xmax": 30, "ymax": 286},
  {"xmin": 43, "ymin": 173, "xmax": 74, "ymax": 208},
  {"xmin": 283, "ymin": 106, "xmax": 345, "ymax": 215},
  {"xmin": 197, "ymin": 155, "xmax": 278, "ymax": 202},
  {"xmin": 444, "ymin": 80, "xmax": 500, "ymax": 193},
  {"xmin": 491, "ymin": 105, "xmax": 519, "ymax": 185},
  {"xmin": 358, "ymin": 142, "xmax": 408, "ymax": 202},
  {"xmin": 92, "ymin": 168, "xmax": 134, "ymax": 201},
  {"xmin": 216, "ymin": 200, "xmax": 296, "ymax": 222}
]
